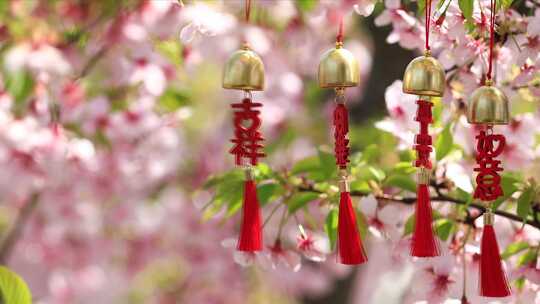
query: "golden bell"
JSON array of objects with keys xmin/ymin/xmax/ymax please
[
  {"xmin": 402, "ymin": 54, "xmax": 445, "ymax": 97},
  {"xmin": 318, "ymin": 44, "xmax": 359, "ymax": 88},
  {"xmin": 467, "ymin": 84, "xmax": 509, "ymax": 125},
  {"xmin": 222, "ymin": 44, "xmax": 264, "ymax": 91}
]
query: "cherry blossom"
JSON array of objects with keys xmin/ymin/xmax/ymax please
[
  {"xmin": 358, "ymin": 194, "xmax": 402, "ymax": 239},
  {"xmin": 296, "ymin": 229, "xmax": 330, "ymax": 262}
]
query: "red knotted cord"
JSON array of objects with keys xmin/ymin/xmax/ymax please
[
  {"xmin": 334, "ymin": 103, "xmax": 350, "ymax": 169},
  {"xmin": 487, "ymin": 0, "xmax": 496, "ymax": 80},
  {"xmin": 336, "ymin": 17, "xmax": 344, "ymax": 43},
  {"xmin": 414, "ymin": 99, "xmax": 433, "ymax": 169},
  {"xmin": 425, "ymin": 0, "xmax": 432, "ymax": 50}
]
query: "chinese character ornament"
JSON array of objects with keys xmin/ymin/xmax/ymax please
[
  {"xmin": 467, "ymin": 0, "xmax": 511, "ymax": 297},
  {"xmin": 223, "ymin": 38, "xmax": 265, "ymax": 252},
  {"xmin": 318, "ymin": 21, "xmax": 366, "ymax": 265},
  {"xmin": 468, "ymin": 84, "xmax": 511, "ymax": 298},
  {"xmin": 402, "ymin": 0, "xmax": 444, "ymax": 258}
]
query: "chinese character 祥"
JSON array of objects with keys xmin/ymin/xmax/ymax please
[{"xmin": 229, "ymin": 98, "xmax": 265, "ymax": 166}]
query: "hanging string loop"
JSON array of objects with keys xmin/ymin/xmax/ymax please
[{"xmin": 487, "ymin": 0, "xmax": 496, "ymax": 81}]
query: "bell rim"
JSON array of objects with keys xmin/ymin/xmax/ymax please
[
  {"xmin": 222, "ymin": 84, "xmax": 264, "ymax": 91},
  {"xmin": 466, "ymin": 119, "xmax": 509, "ymax": 125},
  {"xmin": 318, "ymin": 82, "xmax": 358, "ymax": 89},
  {"xmin": 402, "ymin": 88, "xmax": 444, "ymax": 97}
]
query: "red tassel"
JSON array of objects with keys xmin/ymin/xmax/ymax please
[
  {"xmin": 411, "ymin": 184, "xmax": 439, "ymax": 257},
  {"xmin": 479, "ymin": 224, "xmax": 511, "ymax": 297},
  {"xmin": 410, "ymin": 99, "xmax": 438, "ymax": 257},
  {"xmin": 338, "ymin": 192, "xmax": 367, "ymax": 265},
  {"xmin": 237, "ymin": 180, "xmax": 263, "ymax": 252}
]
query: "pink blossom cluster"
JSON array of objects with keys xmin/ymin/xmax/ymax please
[
  {"xmin": 0, "ymin": 0, "xmax": 539, "ymax": 303},
  {"xmin": 372, "ymin": 0, "xmax": 540, "ymax": 303},
  {"xmin": 0, "ymin": 1, "xmax": 372, "ymax": 303}
]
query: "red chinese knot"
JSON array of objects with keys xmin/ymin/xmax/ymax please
[
  {"xmin": 333, "ymin": 103, "xmax": 350, "ymax": 169},
  {"xmin": 473, "ymin": 127, "xmax": 505, "ymax": 201},
  {"xmin": 414, "ymin": 99, "xmax": 433, "ymax": 169},
  {"xmin": 229, "ymin": 98, "xmax": 265, "ymax": 166}
]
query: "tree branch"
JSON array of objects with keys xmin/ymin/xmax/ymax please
[
  {"xmin": 0, "ymin": 193, "xmax": 40, "ymax": 264},
  {"xmin": 297, "ymin": 184, "xmax": 540, "ymax": 230}
]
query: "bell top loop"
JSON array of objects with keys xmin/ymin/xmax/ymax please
[
  {"xmin": 222, "ymin": 44, "xmax": 265, "ymax": 91},
  {"xmin": 402, "ymin": 55, "xmax": 445, "ymax": 97},
  {"xmin": 318, "ymin": 46, "xmax": 359, "ymax": 89},
  {"xmin": 467, "ymin": 85, "xmax": 510, "ymax": 125}
]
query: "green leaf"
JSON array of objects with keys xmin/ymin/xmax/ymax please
[
  {"xmin": 317, "ymin": 148, "xmax": 336, "ymax": 180},
  {"xmin": 0, "ymin": 266, "xmax": 32, "ymax": 304},
  {"xmin": 288, "ymin": 192, "xmax": 319, "ymax": 213},
  {"xmin": 436, "ymin": 0, "xmax": 453, "ymax": 19},
  {"xmin": 404, "ymin": 214, "xmax": 415, "ymax": 236},
  {"xmin": 517, "ymin": 188, "xmax": 534, "ymax": 223},
  {"xmin": 435, "ymin": 123, "xmax": 453, "ymax": 161},
  {"xmin": 325, "ymin": 209, "xmax": 338, "ymax": 250},
  {"xmin": 435, "ymin": 219, "xmax": 455, "ymax": 241},
  {"xmin": 225, "ymin": 194, "xmax": 243, "ymax": 217},
  {"xmin": 501, "ymin": 0, "xmax": 513, "ymax": 9},
  {"xmin": 5, "ymin": 70, "xmax": 34, "ymax": 116},
  {"xmin": 404, "ymin": 210, "xmax": 443, "ymax": 236},
  {"xmin": 455, "ymin": 188, "xmax": 473, "ymax": 206},
  {"xmin": 458, "ymin": 0, "xmax": 474, "ymax": 22},
  {"xmin": 253, "ymin": 163, "xmax": 273, "ymax": 179},
  {"xmin": 501, "ymin": 241, "xmax": 529, "ymax": 259},
  {"xmin": 392, "ymin": 162, "xmax": 416, "ymax": 175},
  {"xmin": 203, "ymin": 169, "xmax": 245, "ymax": 219},
  {"xmin": 514, "ymin": 277, "xmax": 526, "ymax": 290},
  {"xmin": 296, "ymin": 0, "xmax": 318, "ymax": 12},
  {"xmin": 356, "ymin": 210, "xmax": 368, "ymax": 240},
  {"xmin": 492, "ymin": 174, "xmax": 520, "ymax": 210},
  {"xmin": 157, "ymin": 89, "xmax": 190, "ymax": 112},
  {"xmin": 349, "ymin": 180, "xmax": 370, "ymax": 193},
  {"xmin": 385, "ymin": 174, "xmax": 416, "ymax": 193},
  {"xmin": 361, "ymin": 144, "xmax": 379, "ymax": 163},
  {"xmin": 291, "ymin": 156, "xmax": 319, "ymax": 175},
  {"xmin": 257, "ymin": 183, "xmax": 280, "ymax": 206},
  {"xmin": 517, "ymin": 249, "xmax": 537, "ymax": 266},
  {"xmin": 356, "ymin": 165, "xmax": 385, "ymax": 182},
  {"xmin": 203, "ymin": 169, "xmax": 244, "ymax": 189},
  {"xmin": 417, "ymin": 0, "xmax": 426, "ymax": 14}
]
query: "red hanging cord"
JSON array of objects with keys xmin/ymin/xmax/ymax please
[
  {"xmin": 487, "ymin": 0, "xmax": 496, "ymax": 80},
  {"xmin": 245, "ymin": 0, "xmax": 251, "ymax": 23},
  {"xmin": 425, "ymin": 0, "xmax": 432, "ymax": 50},
  {"xmin": 336, "ymin": 17, "xmax": 344, "ymax": 43}
]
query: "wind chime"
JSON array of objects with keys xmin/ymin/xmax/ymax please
[
  {"xmin": 318, "ymin": 20, "xmax": 367, "ymax": 265},
  {"xmin": 467, "ymin": 0, "xmax": 511, "ymax": 297},
  {"xmin": 402, "ymin": 0, "xmax": 445, "ymax": 257},
  {"xmin": 223, "ymin": 0, "xmax": 265, "ymax": 253}
]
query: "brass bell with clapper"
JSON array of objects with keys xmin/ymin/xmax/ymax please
[
  {"xmin": 467, "ymin": 81, "xmax": 509, "ymax": 125},
  {"xmin": 402, "ymin": 51, "xmax": 445, "ymax": 97},
  {"xmin": 318, "ymin": 40, "xmax": 359, "ymax": 89},
  {"xmin": 222, "ymin": 43, "xmax": 265, "ymax": 91}
]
